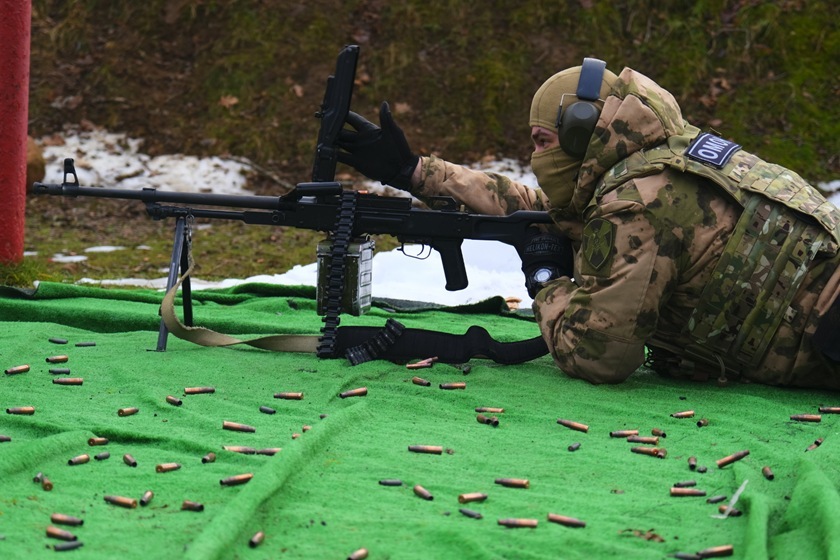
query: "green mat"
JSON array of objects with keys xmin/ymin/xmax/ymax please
[{"xmin": 1, "ymin": 282, "xmax": 839, "ymax": 559}]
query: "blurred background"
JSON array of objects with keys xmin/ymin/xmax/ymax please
[{"xmin": 15, "ymin": 0, "xmax": 840, "ymax": 286}]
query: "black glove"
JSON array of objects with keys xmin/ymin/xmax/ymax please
[
  {"xmin": 518, "ymin": 229, "xmax": 574, "ymax": 299},
  {"xmin": 336, "ymin": 101, "xmax": 419, "ymax": 190}
]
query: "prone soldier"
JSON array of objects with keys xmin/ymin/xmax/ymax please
[{"xmin": 335, "ymin": 58, "xmax": 840, "ymax": 390}]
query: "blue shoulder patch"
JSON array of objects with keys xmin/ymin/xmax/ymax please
[{"xmin": 686, "ymin": 132, "xmax": 741, "ymax": 168}]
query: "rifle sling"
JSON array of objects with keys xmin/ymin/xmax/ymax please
[{"xmin": 160, "ymin": 264, "xmax": 548, "ymax": 365}]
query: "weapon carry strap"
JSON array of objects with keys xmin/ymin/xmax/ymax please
[{"xmin": 159, "ymin": 262, "xmax": 549, "ymax": 365}]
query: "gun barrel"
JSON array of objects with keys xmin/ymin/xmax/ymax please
[{"xmin": 32, "ymin": 182, "xmax": 296, "ymax": 211}]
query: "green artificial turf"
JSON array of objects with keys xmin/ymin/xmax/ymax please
[{"xmin": 1, "ymin": 283, "xmax": 838, "ymax": 559}]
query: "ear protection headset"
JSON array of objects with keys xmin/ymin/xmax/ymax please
[{"xmin": 555, "ymin": 57, "xmax": 607, "ymax": 158}]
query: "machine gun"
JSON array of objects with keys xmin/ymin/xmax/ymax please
[{"xmin": 33, "ymin": 45, "xmax": 555, "ymax": 364}]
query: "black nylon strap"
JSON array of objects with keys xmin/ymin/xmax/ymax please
[{"xmin": 336, "ymin": 322, "xmax": 549, "ymax": 365}]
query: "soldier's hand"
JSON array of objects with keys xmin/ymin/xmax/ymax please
[
  {"xmin": 518, "ymin": 229, "xmax": 574, "ymax": 298},
  {"xmin": 336, "ymin": 101, "xmax": 419, "ymax": 190}
]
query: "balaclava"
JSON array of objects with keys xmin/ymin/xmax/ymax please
[{"xmin": 529, "ymin": 64, "xmax": 617, "ymax": 210}]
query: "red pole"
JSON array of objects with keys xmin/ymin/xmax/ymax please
[{"xmin": 0, "ymin": 0, "xmax": 32, "ymax": 264}]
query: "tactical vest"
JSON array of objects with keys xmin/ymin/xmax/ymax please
[{"xmin": 596, "ymin": 125, "xmax": 840, "ymax": 373}]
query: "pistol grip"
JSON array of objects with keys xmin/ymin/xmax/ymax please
[{"xmin": 434, "ymin": 239, "xmax": 468, "ymax": 291}]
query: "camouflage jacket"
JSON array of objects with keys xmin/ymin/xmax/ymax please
[{"xmin": 410, "ymin": 68, "xmax": 840, "ymax": 389}]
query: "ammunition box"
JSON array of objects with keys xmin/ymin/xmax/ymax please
[{"xmin": 316, "ymin": 237, "xmax": 374, "ymax": 316}]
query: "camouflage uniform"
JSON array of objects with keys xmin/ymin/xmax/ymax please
[{"xmin": 409, "ymin": 68, "xmax": 840, "ymax": 390}]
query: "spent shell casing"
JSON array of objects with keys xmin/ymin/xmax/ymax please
[
  {"xmin": 222, "ymin": 420, "xmax": 256, "ymax": 433},
  {"xmin": 34, "ymin": 471, "xmax": 46, "ymax": 484},
  {"xmin": 340, "ymin": 387, "xmax": 368, "ymax": 398},
  {"xmin": 67, "ymin": 454, "xmax": 90, "ymax": 466},
  {"xmin": 220, "ymin": 473, "xmax": 254, "ymax": 486},
  {"xmin": 202, "ymin": 452, "xmax": 217, "ymax": 463},
  {"xmin": 806, "ymin": 437, "xmax": 824, "ymax": 451},
  {"xmin": 498, "ymin": 518, "xmax": 538, "ymax": 528},
  {"xmin": 406, "ymin": 357, "xmax": 437, "ymax": 369},
  {"xmin": 627, "ymin": 436, "xmax": 659, "ymax": 444},
  {"xmin": 94, "ymin": 452, "xmax": 110, "ymax": 461},
  {"xmin": 697, "ymin": 465, "xmax": 708, "ymax": 473},
  {"xmin": 104, "ymin": 495, "xmax": 137, "ymax": 508},
  {"xmin": 697, "ymin": 418, "xmax": 710, "ymax": 427},
  {"xmin": 51, "ymin": 513, "xmax": 84, "ymax": 526},
  {"xmin": 256, "ymin": 448, "xmax": 281, "ymax": 456},
  {"xmin": 568, "ymin": 442, "xmax": 581, "ymax": 452},
  {"xmin": 156, "ymin": 462, "xmax": 181, "ymax": 473},
  {"xmin": 181, "ymin": 500, "xmax": 204, "ymax": 512},
  {"xmin": 53, "ymin": 541, "xmax": 84, "ymax": 552},
  {"xmin": 166, "ymin": 395, "xmax": 183, "ymax": 406},
  {"xmin": 557, "ymin": 419, "xmax": 589, "ymax": 433},
  {"xmin": 761, "ymin": 466, "xmax": 775, "ymax": 480},
  {"xmin": 715, "ymin": 450, "xmax": 749, "ymax": 468},
  {"xmin": 347, "ymin": 548, "xmax": 369, "ymax": 560},
  {"xmin": 818, "ymin": 406, "xmax": 840, "ymax": 414},
  {"xmin": 248, "ymin": 531, "xmax": 265, "ymax": 548},
  {"xmin": 411, "ymin": 376, "xmax": 432, "ymax": 386},
  {"xmin": 790, "ymin": 414, "xmax": 821, "ymax": 422},
  {"xmin": 547, "ymin": 513, "xmax": 586, "ymax": 528},
  {"xmin": 439, "ymin": 382, "xmax": 466, "ymax": 390},
  {"xmin": 610, "ymin": 429, "xmax": 639, "ymax": 438},
  {"xmin": 459, "ymin": 508, "xmax": 483, "ymax": 519},
  {"xmin": 302, "ymin": 425, "xmax": 312, "ymax": 432},
  {"xmin": 274, "ymin": 392, "xmax": 303, "ymax": 400},
  {"xmin": 0, "ymin": 434, "xmax": 11, "ymax": 442},
  {"xmin": 494, "ymin": 478, "xmax": 530, "ymax": 489},
  {"xmin": 42, "ymin": 476, "xmax": 53, "ymax": 491},
  {"xmin": 413, "ymin": 484, "xmax": 434, "ymax": 500},
  {"xmin": 46, "ymin": 355, "xmax": 69, "ymax": 364},
  {"xmin": 184, "ymin": 386, "xmax": 215, "ymax": 394},
  {"xmin": 458, "ymin": 492, "xmax": 488, "ymax": 504},
  {"xmin": 408, "ymin": 445, "xmax": 443, "ymax": 455},
  {"xmin": 670, "ymin": 410, "xmax": 695, "ymax": 418},
  {"xmin": 123, "ymin": 454, "xmax": 138, "ymax": 467},
  {"xmin": 52, "ymin": 377, "xmax": 83, "ymax": 385},
  {"xmin": 49, "ymin": 368, "xmax": 71, "ymax": 374},
  {"xmin": 673, "ymin": 480, "xmax": 697, "ymax": 488},
  {"xmin": 696, "ymin": 544, "xmax": 734, "ymax": 558},
  {"xmin": 49, "ymin": 337, "xmax": 69, "ymax": 344},
  {"xmin": 6, "ymin": 406, "xmax": 35, "ymax": 415},
  {"xmin": 688, "ymin": 456, "xmax": 698, "ymax": 470},
  {"xmin": 75, "ymin": 341, "xmax": 96, "ymax": 347},
  {"xmin": 4, "ymin": 364, "xmax": 29, "ymax": 375},
  {"xmin": 46, "ymin": 525, "xmax": 77, "ymax": 541},
  {"xmin": 706, "ymin": 495, "xmax": 728, "ymax": 504},
  {"xmin": 475, "ymin": 407, "xmax": 505, "ymax": 413},
  {"xmin": 651, "ymin": 428, "xmax": 667, "ymax": 438},
  {"xmin": 88, "ymin": 437, "xmax": 108, "ymax": 446},
  {"xmin": 222, "ymin": 446, "xmax": 256, "ymax": 454},
  {"xmin": 630, "ymin": 446, "xmax": 667, "ymax": 458},
  {"xmin": 477, "ymin": 414, "xmax": 499, "ymax": 427},
  {"xmin": 118, "ymin": 407, "xmax": 139, "ymax": 417},
  {"xmin": 718, "ymin": 504, "xmax": 743, "ymax": 516},
  {"xmin": 378, "ymin": 479, "xmax": 403, "ymax": 486},
  {"xmin": 140, "ymin": 490, "xmax": 154, "ymax": 506},
  {"xmin": 670, "ymin": 487, "xmax": 707, "ymax": 497},
  {"xmin": 259, "ymin": 405, "xmax": 276, "ymax": 414}
]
